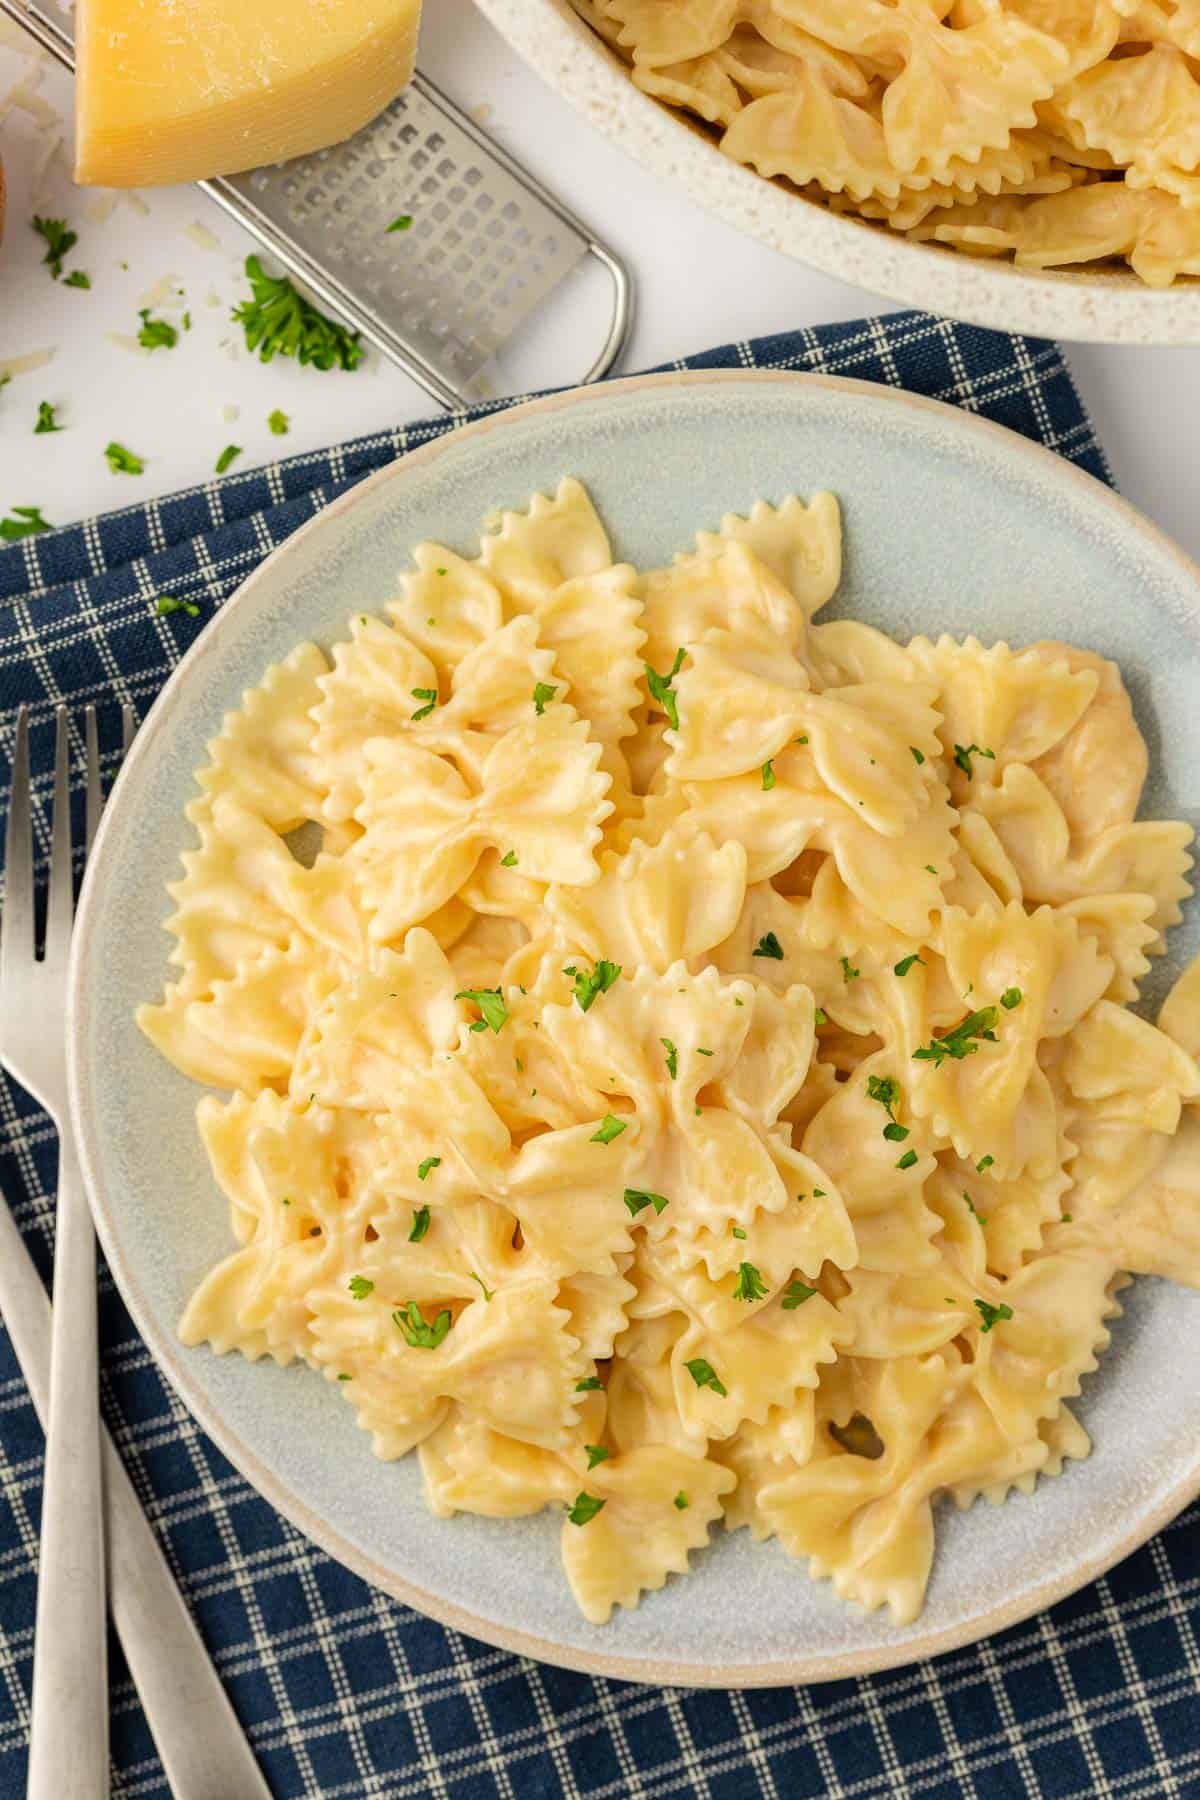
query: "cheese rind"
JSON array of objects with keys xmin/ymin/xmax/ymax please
[{"xmin": 75, "ymin": 0, "xmax": 423, "ymax": 188}]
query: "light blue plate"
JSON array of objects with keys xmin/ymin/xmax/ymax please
[{"xmin": 68, "ymin": 373, "xmax": 1200, "ymax": 1685}]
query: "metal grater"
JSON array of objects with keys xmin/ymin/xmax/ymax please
[{"xmin": 1, "ymin": 0, "xmax": 633, "ymax": 408}]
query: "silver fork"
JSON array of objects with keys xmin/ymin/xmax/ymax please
[
  {"xmin": 1, "ymin": 705, "xmax": 273, "ymax": 1800},
  {"xmin": 3, "ymin": 705, "xmax": 115, "ymax": 1796}
]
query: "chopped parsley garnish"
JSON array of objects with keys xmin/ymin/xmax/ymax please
[
  {"xmin": 893, "ymin": 954, "xmax": 925, "ymax": 978},
  {"xmin": 732, "ymin": 1261, "xmax": 767, "ymax": 1302},
  {"xmin": 696, "ymin": 1047, "xmax": 713, "ymax": 1057},
  {"xmin": 585, "ymin": 1444, "xmax": 609, "ymax": 1469},
  {"xmin": 976, "ymin": 1155, "xmax": 995, "ymax": 1173},
  {"xmin": 866, "ymin": 1074, "xmax": 898, "ymax": 1114},
  {"xmin": 840, "ymin": 955, "xmax": 860, "ymax": 983},
  {"xmin": 532, "ymin": 681, "xmax": 557, "ymax": 715},
  {"xmin": 500, "ymin": 850, "xmax": 518, "ymax": 867},
  {"xmin": 1062, "ymin": 1211, "xmax": 1073, "ymax": 1223},
  {"xmin": 182, "ymin": 311, "xmax": 192, "ymax": 330},
  {"xmin": 348, "ymin": 1275, "xmax": 374, "ymax": 1300},
  {"xmin": 410, "ymin": 685, "xmax": 439, "ymax": 720},
  {"xmin": 215, "ymin": 444, "xmax": 242, "ymax": 474},
  {"xmin": 470, "ymin": 1272, "xmax": 494, "ymax": 1302},
  {"xmin": 910, "ymin": 746, "xmax": 925, "ymax": 766},
  {"xmin": 137, "ymin": 308, "xmax": 178, "ymax": 351},
  {"xmin": 337, "ymin": 1372, "xmax": 352, "ymax": 1381},
  {"xmin": 32, "ymin": 215, "xmax": 76, "ymax": 279},
  {"xmin": 34, "ymin": 401, "xmax": 61, "ymax": 435},
  {"xmin": 761, "ymin": 759, "xmax": 776, "ymax": 791},
  {"xmin": 753, "ymin": 932, "xmax": 784, "ymax": 961},
  {"xmin": 623, "ymin": 1188, "xmax": 669, "ymax": 1218},
  {"xmin": 393, "ymin": 1301, "xmax": 452, "ymax": 1349},
  {"xmin": 155, "ymin": 595, "xmax": 200, "ymax": 618},
  {"xmin": 953, "ymin": 742, "xmax": 996, "ymax": 779},
  {"xmin": 63, "ymin": 270, "xmax": 90, "ymax": 289},
  {"xmin": 963, "ymin": 1191, "xmax": 987, "ymax": 1225},
  {"xmin": 812, "ymin": 1188, "xmax": 826, "ymax": 1198},
  {"xmin": 661, "ymin": 1037, "xmax": 678, "ymax": 1080},
  {"xmin": 782, "ymin": 1279, "xmax": 817, "ymax": 1309},
  {"xmin": 883, "ymin": 1122, "xmax": 909, "ymax": 1143},
  {"xmin": 591, "ymin": 1114, "xmax": 627, "ymax": 1145},
  {"xmin": 104, "ymin": 441, "xmax": 144, "ymax": 475},
  {"xmin": 731, "ymin": 1225, "xmax": 747, "ymax": 1240},
  {"xmin": 409, "ymin": 1205, "xmax": 431, "ymax": 1241},
  {"xmin": 913, "ymin": 1006, "xmax": 1000, "ymax": 1068},
  {"xmin": 814, "ymin": 1007, "xmax": 828, "ymax": 1026},
  {"xmin": 576, "ymin": 1376, "xmax": 602, "ymax": 1392},
  {"xmin": 233, "ymin": 254, "xmax": 364, "ymax": 369},
  {"xmin": 416, "ymin": 1155, "xmax": 441, "ymax": 1181},
  {"xmin": 684, "ymin": 1358, "xmax": 727, "ymax": 1397},
  {"xmin": 267, "ymin": 409, "xmax": 290, "ymax": 435},
  {"xmin": 644, "ymin": 647, "xmax": 686, "ymax": 731},
  {"xmin": 895, "ymin": 1149, "xmax": 919, "ymax": 1170},
  {"xmin": 1000, "ymin": 986, "xmax": 1023, "ymax": 1011},
  {"xmin": 566, "ymin": 959, "xmax": 621, "ymax": 1012},
  {"xmin": 387, "ymin": 214, "xmax": 414, "ymax": 233},
  {"xmin": 925, "ymin": 865, "xmax": 938, "ymax": 876},
  {"xmin": 455, "ymin": 986, "xmax": 508, "ymax": 1033},
  {"xmin": 974, "ymin": 1298, "xmax": 1013, "ymax": 1333},
  {"xmin": 567, "ymin": 1491, "xmax": 606, "ymax": 1527},
  {"xmin": 673, "ymin": 1491, "xmax": 689, "ymax": 1510}
]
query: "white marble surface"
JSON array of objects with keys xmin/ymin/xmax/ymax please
[{"xmin": 1, "ymin": 0, "xmax": 1199, "ymax": 559}]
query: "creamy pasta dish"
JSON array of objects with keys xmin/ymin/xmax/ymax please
[
  {"xmin": 573, "ymin": 0, "xmax": 1200, "ymax": 288},
  {"xmin": 139, "ymin": 477, "xmax": 1200, "ymax": 1627}
]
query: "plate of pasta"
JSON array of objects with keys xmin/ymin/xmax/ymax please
[
  {"xmin": 69, "ymin": 370, "xmax": 1200, "ymax": 1684},
  {"xmin": 476, "ymin": 0, "xmax": 1200, "ymax": 344}
]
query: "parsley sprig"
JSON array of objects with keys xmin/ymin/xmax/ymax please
[
  {"xmin": 953, "ymin": 743, "xmax": 996, "ymax": 779},
  {"xmin": 34, "ymin": 402, "xmax": 61, "ymax": 435},
  {"xmin": 455, "ymin": 987, "xmax": 508, "ymax": 1033},
  {"xmin": 645, "ymin": 647, "xmax": 686, "ymax": 731},
  {"xmin": 1, "ymin": 506, "xmax": 55, "ymax": 540},
  {"xmin": 732, "ymin": 1261, "xmax": 766, "ymax": 1302},
  {"xmin": 623, "ymin": 1188, "xmax": 668, "ymax": 1218},
  {"xmin": 684, "ymin": 1357, "xmax": 727, "ymax": 1397},
  {"xmin": 564, "ymin": 959, "xmax": 621, "ymax": 1012},
  {"xmin": 32, "ymin": 215, "xmax": 76, "ymax": 279},
  {"xmin": 138, "ymin": 309, "xmax": 178, "ymax": 351},
  {"xmin": 974, "ymin": 1298, "xmax": 1013, "ymax": 1333},
  {"xmin": 567, "ymin": 1491, "xmax": 606, "ymax": 1526},
  {"xmin": 104, "ymin": 441, "xmax": 144, "ymax": 475},
  {"xmin": 233, "ymin": 254, "xmax": 365, "ymax": 370},
  {"xmin": 393, "ymin": 1301, "xmax": 452, "ymax": 1350},
  {"xmin": 913, "ymin": 1006, "xmax": 999, "ymax": 1068},
  {"xmin": 865, "ymin": 1074, "xmax": 909, "ymax": 1143},
  {"xmin": 752, "ymin": 932, "xmax": 783, "ymax": 961},
  {"xmin": 782, "ymin": 1279, "xmax": 817, "ymax": 1309}
]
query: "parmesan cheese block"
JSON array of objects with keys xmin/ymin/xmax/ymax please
[{"xmin": 75, "ymin": 0, "xmax": 423, "ymax": 187}]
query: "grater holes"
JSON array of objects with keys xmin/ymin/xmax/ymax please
[{"xmin": 464, "ymin": 166, "xmax": 483, "ymax": 187}]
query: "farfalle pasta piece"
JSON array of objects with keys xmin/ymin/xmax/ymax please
[
  {"xmin": 905, "ymin": 635, "xmax": 1098, "ymax": 784},
  {"xmin": 973, "ymin": 762, "xmax": 1193, "ymax": 943},
  {"xmin": 478, "ymin": 477, "xmax": 615, "ymax": 607},
  {"xmin": 420, "ymin": 1410, "xmax": 576, "ymax": 1517},
  {"xmin": 638, "ymin": 539, "xmax": 805, "ymax": 673},
  {"xmin": 1026, "ymin": 643, "xmax": 1148, "ymax": 840},
  {"xmin": 672, "ymin": 1286, "xmax": 851, "ymax": 1444},
  {"xmin": 351, "ymin": 710, "xmax": 611, "ymax": 938},
  {"xmin": 561, "ymin": 1446, "xmax": 734, "ymax": 1624},
  {"xmin": 1159, "ymin": 947, "xmax": 1200, "ymax": 1059},
  {"xmin": 545, "ymin": 821, "xmax": 748, "ymax": 973},
  {"xmin": 137, "ymin": 937, "xmax": 337, "ymax": 1093},
  {"xmin": 199, "ymin": 643, "xmax": 332, "ymax": 829},
  {"xmin": 973, "ymin": 1248, "xmax": 1124, "ymax": 1442},
  {"xmin": 387, "ymin": 545, "xmax": 505, "ymax": 685},
  {"xmin": 904, "ymin": 902, "xmax": 1112, "ymax": 1178},
  {"xmin": 1050, "ymin": 44, "xmax": 1200, "ymax": 204},
  {"xmin": 693, "ymin": 491, "xmax": 842, "ymax": 618},
  {"xmin": 1061, "ymin": 998, "xmax": 1200, "ymax": 1133},
  {"xmin": 290, "ymin": 930, "xmax": 464, "ymax": 1109}
]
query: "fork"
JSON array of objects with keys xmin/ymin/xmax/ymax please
[
  {"xmin": 2, "ymin": 704, "xmax": 110, "ymax": 1797},
  {"xmin": 1, "ymin": 706, "xmax": 272, "ymax": 1799}
]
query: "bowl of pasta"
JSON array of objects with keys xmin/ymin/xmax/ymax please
[
  {"xmin": 68, "ymin": 369, "xmax": 1200, "ymax": 1684},
  {"xmin": 475, "ymin": 0, "xmax": 1200, "ymax": 344}
]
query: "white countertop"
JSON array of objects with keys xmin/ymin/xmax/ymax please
[{"xmin": 1, "ymin": 0, "xmax": 1198, "ymax": 560}]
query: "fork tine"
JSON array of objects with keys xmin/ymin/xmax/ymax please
[
  {"xmin": 42, "ymin": 707, "xmax": 73, "ymax": 967},
  {"xmin": 84, "ymin": 707, "xmax": 102, "ymax": 853},
  {"xmin": 1, "ymin": 707, "xmax": 33, "ymax": 985},
  {"xmin": 122, "ymin": 703, "xmax": 135, "ymax": 756}
]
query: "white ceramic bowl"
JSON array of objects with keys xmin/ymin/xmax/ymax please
[{"xmin": 476, "ymin": 0, "xmax": 1200, "ymax": 345}]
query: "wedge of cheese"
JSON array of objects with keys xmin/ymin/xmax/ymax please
[{"xmin": 75, "ymin": 0, "xmax": 423, "ymax": 187}]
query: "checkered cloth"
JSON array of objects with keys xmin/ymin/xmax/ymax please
[{"xmin": 1, "ymin": 312, "xmax": 1196, "ymax": 1800}]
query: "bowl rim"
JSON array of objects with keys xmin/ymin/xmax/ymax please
[
  {"xmin": 67, "ymin": 367, "xmax": 1200, "ymax": 1687},
  {"xmin": 473, "ymin": 0, "xmax": 1200, "ymax": 346}
]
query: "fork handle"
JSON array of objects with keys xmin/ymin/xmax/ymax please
[
  {"xmin": 0, "ymin": 1177, "xmax": 272, "ymax": 1799},
  {"xmin": 28, "ymin": 1135, "xmax": 109, "ymax": 1800}
]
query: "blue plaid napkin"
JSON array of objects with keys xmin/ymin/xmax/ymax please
[{"xmin": 2, "ymin": 312, "xmax": 1196, "ymax": 1800}]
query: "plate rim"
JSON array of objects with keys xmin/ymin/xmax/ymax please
[
  {"xmin": 67, "ymin": 367, "xmax": 1200, "ymax": 1687},
  {"xmin": 474, "ymin": 0, "xmax": 1200, "ymax": 347}
]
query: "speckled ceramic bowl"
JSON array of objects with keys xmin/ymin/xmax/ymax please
[
  {"xmin": 69, "ymin": 372, "xmax": 1200, "ymax": 1684},
  {"xmin": 476, "ymin": 0, "xmax": 1200, "ymax": 345}
]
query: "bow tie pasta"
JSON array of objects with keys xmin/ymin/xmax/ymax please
[
  {"xmin": 574, "ymin": 0, "xmax": 1200, "ymax": 287},
  {"xmin": 140, "ymin": 476, "xmax": 1200, "ymax": 1628}
]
